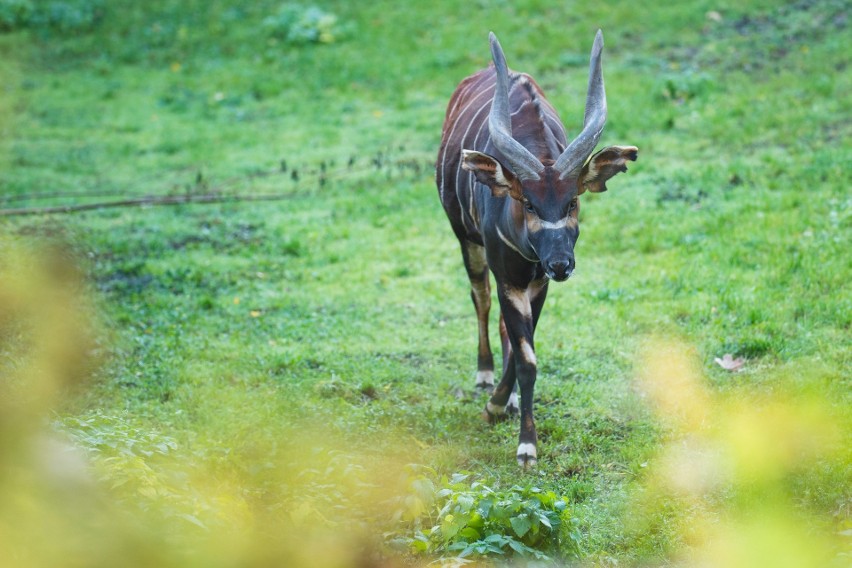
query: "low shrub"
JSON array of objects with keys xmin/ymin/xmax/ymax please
[
  {"xmin": 263, "ymin": 3, "xmax": 346, "ymax": 45},
  {"xmin": 390, "ymin": 472, "xmax": 577, "ymax": 563},
  {"xmin": 0, "ymin": 0, "xmax": 103, "ymax": 33}
]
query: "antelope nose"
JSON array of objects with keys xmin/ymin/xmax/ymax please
[{"xmin": 547, "ymin": 257, "xmax": 574, "ymax": 281}]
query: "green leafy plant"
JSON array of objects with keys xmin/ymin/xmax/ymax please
[
  {"xmin": 392, "ymin": 473, "xmax": 576, "ymax": 563},
  {"xmin": 658, "ymin": 69, "xmax": 715, "ymax": 104},
  {"xmin": 33, "ymin": 0, "xmax": 103, "ymax": 32},
  {"xmin": 55, "ymin": 412, "xmax": 213, "ymax": 529},
  {"xmin": 263, "ymin": 3, "xmax": 345, "ymax": 45},
  {"xmin": 0, "ymin": 0, "xmax": 102, "ymax": 33},
  {"xmin": 2, "ymin": 0, "xmax": 849, "ymax": 565},
  {"xmin": 59, "ymin": 411, "xmax": 177, "ymax": 460},
  {"xmin": 0, "ymin": 0, "xmax": 32, "ymax": 31}
]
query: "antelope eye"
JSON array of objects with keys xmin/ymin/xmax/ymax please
[
  {"xmin": 568, "ymin": 198, "xmax": 578, "ymax": 212},
  {"xmin": 523, "ymin": 199, "xmax": 534, "ymax": 212}
]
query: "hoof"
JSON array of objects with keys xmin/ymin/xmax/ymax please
[
  {"xmin": 506, "ymin": 392, "xmax": 519, "ymax": 415},
  {"xmin": 474, "ymin": 370, "xmax": 495, "ymax": 391},
  {"xmin": 517, "ymin": 456, "xmax": 538, "ymax": 469},
  {"xmin": 516, "ymin": 443, "xmax": 537, "ymax": 469},
  {"xmin": 482, "ymin": 401, "xmax": 510, "ymax": 424}
]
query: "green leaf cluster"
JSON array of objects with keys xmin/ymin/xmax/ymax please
[
  {"xmin": 392, "ymin": 472, "xmax": 576, "ymax": 563},
  {"xmin": 0, "ymin": 0, "xmax": 31, "ymax": 31},
  {"xmin": 56, "ymin": 412, "xmax": 216, "ymax": 530},
  {"xmin": 263, "ymin": 3, "xmax": 346, "ymax": 45},
  {"xmin": 0, "ymin": 0, "xmax": 103, "ymax": 33}
]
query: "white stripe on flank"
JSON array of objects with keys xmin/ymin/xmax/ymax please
[
  {"xmin": 469, "ymin": 174, "xmax": 476, "ymax": 222},
  {"xmin": 439, "ymin": 76, "xmax": 496, "ymax": 201},
  {"xmin": 468, "ymin": 171, "xmax": 478, "ymax": 225},
  {"xmin": 455, "ymin": 97, "xmax": 493, "ymax": 211},
  {"xmin": 466, "ymin": 106, "xmax": 492, "ymax": 223},
  {"xmin": 446, "ymin": 77, "xmax": 476, "ymax": 122},
  {"xmin": 440, "ymin": 89, "xmax": 491, "ymax": 198},
  {"xmin": 445, "ymin": 71, "xmax": 539, "ymax": 203}
]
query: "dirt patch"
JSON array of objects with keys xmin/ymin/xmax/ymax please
[{"xmin": 670, "ymin": 0, "xmax": 848, "ymax": 72}]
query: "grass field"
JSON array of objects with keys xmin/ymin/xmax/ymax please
[{"xmin": 1, "ymin": 0, "xmax": 850, "ymax": 566}]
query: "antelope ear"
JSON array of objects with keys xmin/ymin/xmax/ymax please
[
  {"xmin": 461, "ymin": 149, "xmax": 523, "ymax": 200},
  {"xmin": 578, "ymin": 145, "xmax": 638, "ymax": 194}
]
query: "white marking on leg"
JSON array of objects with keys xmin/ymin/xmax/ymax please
[
  {"xmin": 506, "ymin": 391, "xmax": 519, "ymax": 412},
  {"xmin": 487, "ymin": 401, "xmax": 506, "ymax": 415},
  {"xmin": 476, "ymin": 370, "xmax": 494, "ymax": 388},
  {"xmin": 516, "ymin": 443, "xmax": 537, "ymax": 467},
  {"xmin": 472, "ymin": 282, "xmax": 489, "ymax": 298},
  {"xmin": 529, "ymin": 277, "xmax": 548, "ymax": 299},
  {"xmin": 465, "ymin": 243, "xmax": 488, "ymax": 275},
  {"xmin": 503, "ymin": 286, "xmax": 532, "ymax": 320},
  {"xmin": 516, "ymin": 443, "xmax": 537, "ymax": 458},
  {"xmin": 519, "ymin": 338, "xmax": 536, "ymax": 366}
]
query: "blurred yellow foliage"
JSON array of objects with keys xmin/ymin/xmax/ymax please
[
  {"xmin": 0, "ymin": 236, "xmax": 417, "ymax": 568},
  {"xmin": 1, "ymin": 237, "xmax": 848, "ymax": 567},
  {"xmin": 634, "ymin": 337, "xmax": 850, "ymax": 567}
]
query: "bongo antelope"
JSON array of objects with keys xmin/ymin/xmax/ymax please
[{"xmin": 436, "ymin": 30, "xmax": 638, "ymax": 467}]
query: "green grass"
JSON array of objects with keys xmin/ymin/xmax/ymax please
[{"xmin": 1, "ymin": 0, "xmax": 850, "ymax": 565}]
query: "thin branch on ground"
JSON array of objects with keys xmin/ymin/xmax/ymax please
[
  {"xmin": 0, "ymin": 192, "xmax": 302, "ymax": 217},
  {"xmin": 0, "ymin": 151, "xmax": 432, "ymax": 217}
]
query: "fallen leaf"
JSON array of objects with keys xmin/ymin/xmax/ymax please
[{"xmin": 714, "ymin": 354, "xmax": 745, "ymax": 372}]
